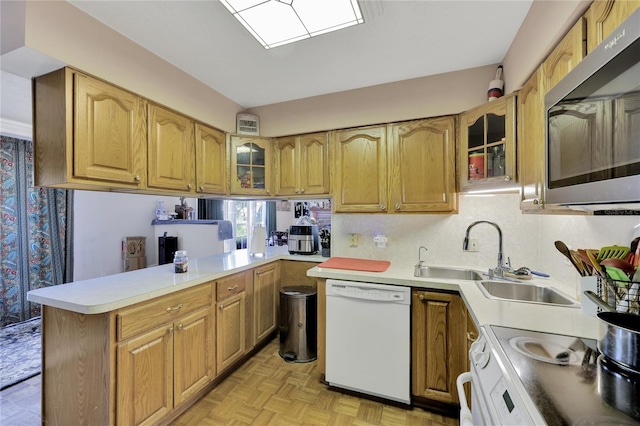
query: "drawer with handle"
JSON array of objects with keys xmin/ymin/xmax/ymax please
[
  {"xmin": 117, "ymin": 283, "xmax": 212, "ymax": 341},
  {"xmin": 216, "ymin": 271, "xmax": 249, "ymax": 301}
]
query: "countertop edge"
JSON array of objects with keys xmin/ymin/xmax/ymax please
[
  {"xmin": 27, "ymin": 248, "xmax": 325, "ymax": 314},
  {"xmin": 307, "ymin": 264, "xmax": 600, "ymax": 340}
]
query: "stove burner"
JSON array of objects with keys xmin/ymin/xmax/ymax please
[{"xmin": 509, "ymin": 336, "xmax": 578, "ymax": 365}]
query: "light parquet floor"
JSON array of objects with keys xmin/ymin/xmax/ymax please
[{"xmin": 172, "ymin": 339, "xmax": 459, "ymax": 426}]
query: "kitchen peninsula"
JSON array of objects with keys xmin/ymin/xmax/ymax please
[
  {"xmin": 27, "ymin": 247, "xmax": 322, "ymax": 426},
  {"xmin": 28, "ymin": 246, "xmax": 599, "ymax": 425}
]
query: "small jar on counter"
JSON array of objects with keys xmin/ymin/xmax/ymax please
[{"xmin": 174, "ymin": 250, "xmax": 188, "ymax": 273}]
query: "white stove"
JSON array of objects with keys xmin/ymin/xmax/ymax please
[{"xmin": 458, "ymin": 325, "xmax": 640, "ymax": 425}]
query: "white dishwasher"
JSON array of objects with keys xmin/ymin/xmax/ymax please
[{"xmin": 325, "ymin": 279, "xmax": 411, "ymax": 404}]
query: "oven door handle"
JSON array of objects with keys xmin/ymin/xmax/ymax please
[{"xmin": 456, "ymin": 372, "xmax": 474, "ymax": 426}]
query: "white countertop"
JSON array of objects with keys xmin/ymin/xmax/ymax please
[
  {"xmin": 27, "ymin": 246, "xmax": 324, "ymax": 314},
  {"xmin": 307, "ymin": 262, "xmax": 600, "ymax": 340},
  {"xmin": 28, "ymin": 250, "xmax": 599, "ymax": 339}
]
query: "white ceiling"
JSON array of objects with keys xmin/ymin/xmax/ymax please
[{"xmin": 64, "ymin": 0, "xmax": 533, "ymax": 109}]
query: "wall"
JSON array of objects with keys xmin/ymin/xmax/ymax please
[
  {"xmin": 2, "ymin": 0, "xmax": 243, "ymax": 133},
  {"xmin": 248, "ymin": 65, "xmax": 498, "ymax": 136},
  {"xmin": 72, "ymin": 191, "xmax": 198, "ymax": 281},
  {"xmin": 330, "ymin": 193, "xmax": 640, "ymax": 300}
]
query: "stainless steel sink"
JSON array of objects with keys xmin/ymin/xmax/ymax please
[
  {"xmin": 478, "ymin": 280, "xmax": 579, "ymax": 307},
  {"xmin": 414, "ymin": 266, "xmax": 483, "ymax": 280}
]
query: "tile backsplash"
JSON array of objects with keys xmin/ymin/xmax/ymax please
[{"xmin": 330, "ymin": 193, "xmax": 640, "ymax": 299}]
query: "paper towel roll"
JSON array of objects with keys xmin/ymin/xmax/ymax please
[{"xmin": 250, "ymin": 225, "xmax": 266, "ymax": 256}]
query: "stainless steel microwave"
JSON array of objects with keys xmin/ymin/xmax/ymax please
[{"xmin": 545, "ymin": 8, "xmax": 640, "ymax": 210}]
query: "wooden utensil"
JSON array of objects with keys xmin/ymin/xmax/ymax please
[
  {"xmin": 586, "ymin": 249, "xmax": 604, "ymax": 276},
  {"xmin": 570, "ymin": 249, "xmax": 589, "ymax": 276},
  {"xmin": 576, "ymin": 249, "xmax": 595, "ymax": 275},
  {"xmin": 554, "ymin": 241, "xmax": 586, "ymax": 276}
]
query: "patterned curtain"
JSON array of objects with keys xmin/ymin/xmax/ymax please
[{"xmin": 0, "ymin": 136, "xmax": 74, "ymax": 326}]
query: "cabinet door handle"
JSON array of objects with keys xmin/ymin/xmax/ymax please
[
  {"xmin": 228, "ymin": 285, "xmax": 239, "ymax": 292},
  {"xmin": 266, "ymin": 190, "xmax": 270, "ymax": 195},
  {"xmin": 177, "ymin": 323, "xmax": 184, "ymax": 330},
  {"xmin": 418, "ymin": 293, "xmax": 425, "ymax": 301},
  {"xmin": 300, "ymin": 188, "xmax": 305, "ymax": 193},
  {"xmin": 168, "ymin": 326, "xmax": 174, "ymax": 333},
  {"xmin": 219, "ymin": 304, "xmax": 224, "ymax": 310},
  {"xmin": 134, "ymin": 175, "xmax": 141, "ymax": 183},
  {"xmin": 380, "ymin": 205, "xmax": 386, "ymax": 211},
  {"xmin": 166, "ymin": 303, "xmax": 183, "ymax": 312},
  {"xmin": 199, "ymin": 185, "xmax": 205, "ymax": 191},
  {"xmin": 295, "ymin": 188, "xmax": 299, "ymax": 193},
  {"xmin": 504, "ymin": 176, "xmax": 511, "ymax": 182},
  {"xmin": 187, "ymin": 183, "xmax": 193, "ymax": 190},
  {"xmin": 467, "ymin": 331, "xmax": 478, "ymax": 342},
  {"xmin": 394, "ymin": 204, "xmax": 400, "ymax": 210}
]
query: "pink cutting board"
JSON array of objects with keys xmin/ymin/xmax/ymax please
[{"xmin": 318, "ymin": 257, "xmax": 391, "ymax": 272}]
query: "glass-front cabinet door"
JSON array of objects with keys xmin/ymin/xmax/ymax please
[
  {"xmin": 459, "ymin": 93, "xmax": 517, "ymax": 191},
  {"xmin": 230, "ymin": 135, "xmax": 273, "ymax": 195}
]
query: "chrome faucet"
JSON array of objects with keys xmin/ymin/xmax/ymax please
[
  {"xmin": 414, "ymin": 246, "xmax": 429, "ymax": 277},
  {"xmin": 463, "ymin": 221, "xmax": 511, "ymax": 279}
]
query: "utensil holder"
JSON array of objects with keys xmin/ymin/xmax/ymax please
[{"xmin": 597, "ymin": 276, "xmax": 640, "ymax": 314}]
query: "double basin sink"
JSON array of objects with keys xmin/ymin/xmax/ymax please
[{"xmin": 414, "ymin": 266, "xmax": 578, "ymax": 307}]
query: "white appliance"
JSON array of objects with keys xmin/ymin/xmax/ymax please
[
  {"xmin": 325, "ymin": 279, "xmax": 411, "ymax": 404},
  {"xmin": 457, "ymin": 325, "xmax": 640, "ymax": 425}
]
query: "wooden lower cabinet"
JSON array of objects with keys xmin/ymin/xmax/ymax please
[
  {"xmin": 253, "ymin": 262, "xmax": 279, "ymax": 343},
  {"xmin": 216, "ymin": 291, "xmax": 246, "ymax": 374},
  {"xmin": 117, "ymin": 322, "xmax": 174, "ymax": 426},
  {"xmin": 117, "ymin": 307, "xmax": 215, "ymax": 426},
  {"xmin": 280, "ymin": 260, "xmax": 319, "ymax": 289},
  {"xmin": 412, "ymin": 289, "xmax": 467, "ymax": 406}
]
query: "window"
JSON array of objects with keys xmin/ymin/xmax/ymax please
[{"xmin": 224, "ymin": 200, "xmax": 266, "ymax": 249}]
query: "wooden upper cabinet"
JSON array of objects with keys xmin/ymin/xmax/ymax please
[
  {"xmin": 389, "ymin": 117, "xmax": 457, "ymax": 213},
  {"xmin": 459, "ymin": 94, "xmax": 517, "ymax": 191},
  {"xmin": 74, "ymin": 72, "xmax": 147, "ymax": 186},
  {"xmin": 585, "ymin": 0, "xmax": 640, "ymax": 53},
  {"xmin": 274, "ymin": 132, "xmax": 330, "ymax": 197},
  {"xmin": 542, "ymin": 18, "xmax": 586, "ymax": 92},
  {"xmin": 518, "ymin": 68, "xmax": 546, "ymax": 212},
  {"xmin": 34, "ymin": 68, "xmax": 147, "ymax": 189},
  {"xmin": 332, "ymin": 125, "xmax": 388, "ymax": 213},
  {"xmin": 195, "ymin": 123, "xmax": 227, "ymax": 195},
  {"xmin": 147, "ymin": 104, "xmax": 195, "ymax": 192},
  {"xmin": 273, "ymin": 136, "xmax": 298, "ymax": 196},
  {"xmin": 299, "ymin": 133, "xmax": 330, "ymax": 196},
  {"xmin": 230, "ymin": 135, "xmax": 273, "ymax": 196}
]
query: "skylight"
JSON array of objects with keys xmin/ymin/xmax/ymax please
[{"xmin": 219, "ymin": 0, "xmax": 364, "ymax": 49}]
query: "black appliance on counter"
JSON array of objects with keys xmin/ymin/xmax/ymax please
[
  {"xmin": 158, "ymin": 235, "xmax": 178, "ymax": 265},
  {"xmin": 288, "ymin": 225, "xmax": 319, "ymax": 255}
]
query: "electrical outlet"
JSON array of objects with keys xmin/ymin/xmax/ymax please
[
  {"xmin": 349, "ymin": 233, "xmax": 358, "ymax": 247},
  {"xmin": 374, "ymin": 235, "xmax": 388, "ymax": 248},
  {"xmin": 466, "ymin": 238, "xmax": 479, "ymax": 252}
]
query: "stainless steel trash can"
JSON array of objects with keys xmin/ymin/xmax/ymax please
[{"xmin": 279, "ymin": 286, "xmax": 317, "ymax": 363}]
